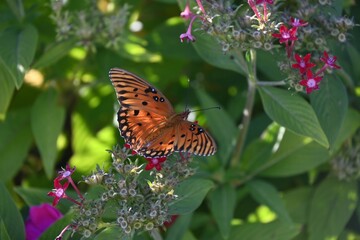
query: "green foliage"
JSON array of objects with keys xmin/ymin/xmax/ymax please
[{"xmin": 0, "ymin": 0, "xmax": 360, "ymax": 239}]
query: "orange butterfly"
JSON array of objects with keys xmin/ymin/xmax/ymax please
[{"xmin": 109, "ymin": 68, "xmax": 217, "ymax": 158}]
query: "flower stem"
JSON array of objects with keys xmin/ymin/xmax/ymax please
[
  {"xmin": 230, "ymin": 49, "xmax": 257, "ymax": 168},
  {"xmin": 257, "ymin": 80, "xmax": 286, "ymax": 86}
]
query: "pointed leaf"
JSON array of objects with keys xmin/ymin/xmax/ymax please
[
  {"xmin": 0, "ymin": 182, "xmax": 25, "ymax": 240},
  {"xmin": 0, "ymin": 68, "xmax": 15, "ymax": 119},
  {"xmin": 229, "ymin": 221, "xmax": 300, "ymax": 240},
  {"xmin": 283, "ymin": 187, "xmax": 312, "ymax": 224},
  {"xmin": 0, "ymin": 24, "xmax": 38, "ymax": 88},
  {"xmin": 310, "ymin": 75, "xmax": 347, "ymax": 150},
  {"xmin": 333, "ymin": 108, "xmax": 360, "ymax": 151},
  {"xmin": 0, "ymin": 218, "xmax": 11, "ymax": 240},
  {"xmin": 33, "ymin": 38, "xmax": 77, "ymax": 69},
  {"xmin": 209, "ymin": 184, "xmax": 236, "ymax": 239},
  {"xmin": 308, "ymin": 175, "xmax": 358, "ymax": 240},
  {"xmin": 247, "ymin": 180, "xmax": 293, "ymax": 224},
  {"xmin": 165, "ymin": 214, "xmax": 193, "ymax": 240},
  {"xmin": 195, "ymin": 88, "xmax": 238, "ymax": 164},
  {"xmin": 39, "ymin": 212, "xmax": 74, "ymax": 240},
  {"xmin": 260, "ymin": 131, "xmax": 330, "ymax": 177},
  {"xmin": 169, "ymin": 178, "xmax": 214, "ymax": 215},
  {"xmin": 0, "ymin": 108, "xmax": 32, "ymax": 182},
  {"xmin": 258, "ymin": 86, "xmax": 328, "ymax": 148},
  {"xmin": 31, "ymin": 89, "xmax": 65, "ymax": 178}
]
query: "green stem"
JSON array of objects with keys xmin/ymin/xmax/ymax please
[
  {"xmin": 230, "ymin": 49, "xmax": 257, "ymax": 168},
  {"xmin": 257, "ymin": 80, "xmax": 286, "ymax": 86}
]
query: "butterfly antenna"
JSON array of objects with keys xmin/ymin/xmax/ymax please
[
  {"xmin": 190, "ymin": 106, "xmax": 221, "ymax": 113},
  {"xmin": 185, "ymin": 78, "xmax": 190, "ymax": 111}
]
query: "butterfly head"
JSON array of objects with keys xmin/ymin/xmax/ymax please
[{"xmin": 181, "ymin": 109, "xmax": 191, "ymax": 120}]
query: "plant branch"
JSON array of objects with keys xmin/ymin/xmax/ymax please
[{"xmin": 230, "ymin": 49, "xmax": 257, "ymax": 168}]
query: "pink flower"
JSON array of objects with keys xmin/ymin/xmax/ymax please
[
  {"xmin": 272, "ymin": 25, "xmax": 298, "ymax": 44},
  {"xmin": 164, "ymin": 215, "xmax": 179, "ymax": 228},
  {"xmin": 56, "ymin": 164, "xmax": 76, "ymax": 181},
  {"xmin": 255, "ymin": 0, "xmax": 274, "ymax": 4},
  {"xmin": 25, "ymin": 203, "xmax": 63, "ymax": 240},
  {"xmin": 290, "ymin": 17, "xmax": 308, "ymax": 28},
  {"xmin": 180, "ymin": 1, "xmax": 194, "ymax": 20},
  {"xmin": 292, "ymin": 53, "xmax": 316, "ymax": 74},
  {"xmin": 48, "ymin": 179, "xmax": 70, "ymax": 206},
  {"xmin": 145, "ymin": 157, "xmax": 167, "ymax": 171},
  {"xmin": 299, "ymin": 70, "xmax": 323, "ymax": 94},
  {"xmin": 180, "ymin": 16, "xmax": 197, "ymax": 42},
  {"xmin": 320, "ymin": 51, "xmax": 341, "ymax": 69}
]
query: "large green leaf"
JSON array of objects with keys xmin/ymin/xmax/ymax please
[
  {"xmin": 259, "ymin": 131, "xmax": 330, "ymax": 177},
  {"xmin": 308, "ymin": 175, "xmax": 358, "ymax": 240},
  {"xmin": 229, "ymin": 221, "xmax": 300, "ymax": 240},
  {"xmin": 283, "ymin": 187, "xmax": 312, "ymax": 224},
  {"xmin": 0, "ymin": 24, "xmax": 38, "ymax": 88},
  {"xmin": 258, "ymin": 86, "xmax": 328, "ymax": 148},
  {"xmin": 6, "ymin": 0, "xmax": 25, "ymax": 22},
  {"xmin": 0, "ymin": 68, "xmax": 14, "ymax": 119},
  {"xmin": 0, "ymin": 218, "xmax": 11, "ymax": 240},
  {"xmin": 333, "ymin": 108, "xmax": 360, "ymax": 151},
  {"xmin": 169, "ymin": 178, "xmax": 214, "ymax": 215},
  {"xmin": 247, "ymin": 180, "xmax": 293, "ymax": 224},
  {"xmin": 31, "ymin": 89, "xmax": 65, "ymax": 178},
  {"xmin": 310, "ymin": 75, "xmax": 348, "ymax": 150},
  {"xmin": 209, "ymin": 184, "xmax": 236, "ymax": 239},
  {"xmin": 39, "ymin": 212, "xmax": 74, "ymax": 240},
  {"xmin": 165, "ymin": 214, "xmax": 193, "ymax": 240},
  {"xmin": 0, "ymin": 108, "xmax": 32, "ymax": 182},
  {"xmin": 195, "ymin": 88, "xmax": 238, "ymax": 164},
  {"xmin": 33, "ymin": 38, "xmax": 77, "ymax": 69},
  {"xmin": 0, "ymin": 182, "xmax": 25, "ymax": 240}
]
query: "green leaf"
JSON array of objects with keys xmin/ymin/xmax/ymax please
[
  {"xmin": 209, "ymin": 184, "xmax": 236, "ymax": 239},
  {"xmin": 31, "ymin": 89, "xmax": 65, "ymax": 179},
  {"xmin": 283, "ymin": 187, "xmax": 312, "ymax": 224},
  {"xmin": 0, "ymin": 108, "xmax": 32, "ymax": 182},
  {"xmin": 0, "ymin": 218, "xmax": 11, "ymax": 240},
  {"xmin": 259, "ymin": 131, "xmax": 330, "ymax": 177},
  {"xmin": 258, "ymin": 86, "xmax": 329, "ymax": 148},
  {"xmin": 169, "ymin": 178, "xmax": 214, "ymax": 215},
  {"xmin": 308, "ymin": 175, "xmax": 358, "ymax": 240},
  {"xmin": 310, "ymin": 75, "xmax": 347, "ymax": 150},
  {"xmin": 229, "ymin": 221, "xmax": 300, "ymax": 240},
  {"xmin": 93, "ymin": 226, "xmax": 127, "ymax": 240},
  {"xmin": 0, "ymin": 182, "xmax": 25, "ymax": 240},
  {"xmin": 6, "ymin": 0, "xmax": 24, "ymax": 22},
  {"xmin": 247, "ymin": 180, "xmax": 293, "ymax": 224},
  {"xmin": 33, "ymin": 38, "xmax": 77, "ymax": 69},
  {"xmin": 0, "ymin": 69, "xmax": 15, "ymax": 119},
  {"xmin": 165, "ymin": 214, "xmax": 193, "ymax": 240},
  {"xmin": 0, "ymin": 24, "xmax": 38, "ymax": 88},
  {"xmin": 195, "ymin": 88, "xmax": 238, "ymax": 164},
  {"xmin": 333, "ymin": 108, "xmax": 360, "ymax": 151},
  {"xmin": 39, "ymin": 212, "xmax": 74, "ymax": 240}
]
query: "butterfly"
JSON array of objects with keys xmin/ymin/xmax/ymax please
[{"xmin": 109, "ymin": 68, "xmax": 217, "ymax": 158}]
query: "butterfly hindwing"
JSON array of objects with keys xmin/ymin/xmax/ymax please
[
  {"xmin": 174, "ymin": 120, "xmax": 217, "ymax": 156},
  {"xmin": 110, "ymin": 68, "xmax": 175, "ymax": 117}
]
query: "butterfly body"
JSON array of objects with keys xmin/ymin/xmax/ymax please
[{"xmin": 109, "ymin": 68, "xmax": 216, "ymax": 158}]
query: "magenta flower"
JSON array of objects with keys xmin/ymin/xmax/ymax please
[
  {"xmin": 180, "ymin": 1, "xmax": 194, "ymax": 20},
  {"xmin": 145, "ymin": 157, "xmax": 167, "ymax": 171},
  {"xmin": 180, "ymin": 15, "xmax": 197, "ymax": 42},
  {"xmin": 292, "ymin": 53, "xmax": 316, "ymax": 74},
  {"xmin": 48, "ymin": 179, "xmax": 70, "ymax": 206},
  {"xmin": 272, "ymin": 25, "xmax": 298, "ymax": 44},
  {"xmin": 320, "ymin": 51, "xmax": 341, "ymax": 69},
  {"xmin": 25, "ymin": 203, "xmax": 63, "ymax": 240},
  {"xmin": 299, "ymin": 70, "xmax": 323, "ymax": 94},
  {"xmin": 56, "ymin": 164, "xmax": 75, "ymax": 181},
  {"xmin": 290, "ymin": 17, "xmax": 308, "ymax": 28},
  {"xmin": 255, "ymin": 0, "xmax": 274, "ymax": 4}
]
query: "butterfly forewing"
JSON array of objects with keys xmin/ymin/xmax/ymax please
[
  {"xmin": 109, "ymin": 68, "xmax": 175, "ymax": 116},
  {"xmin": 109, "ymin": 68, "xmax": 217, "ymax": 158}
]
